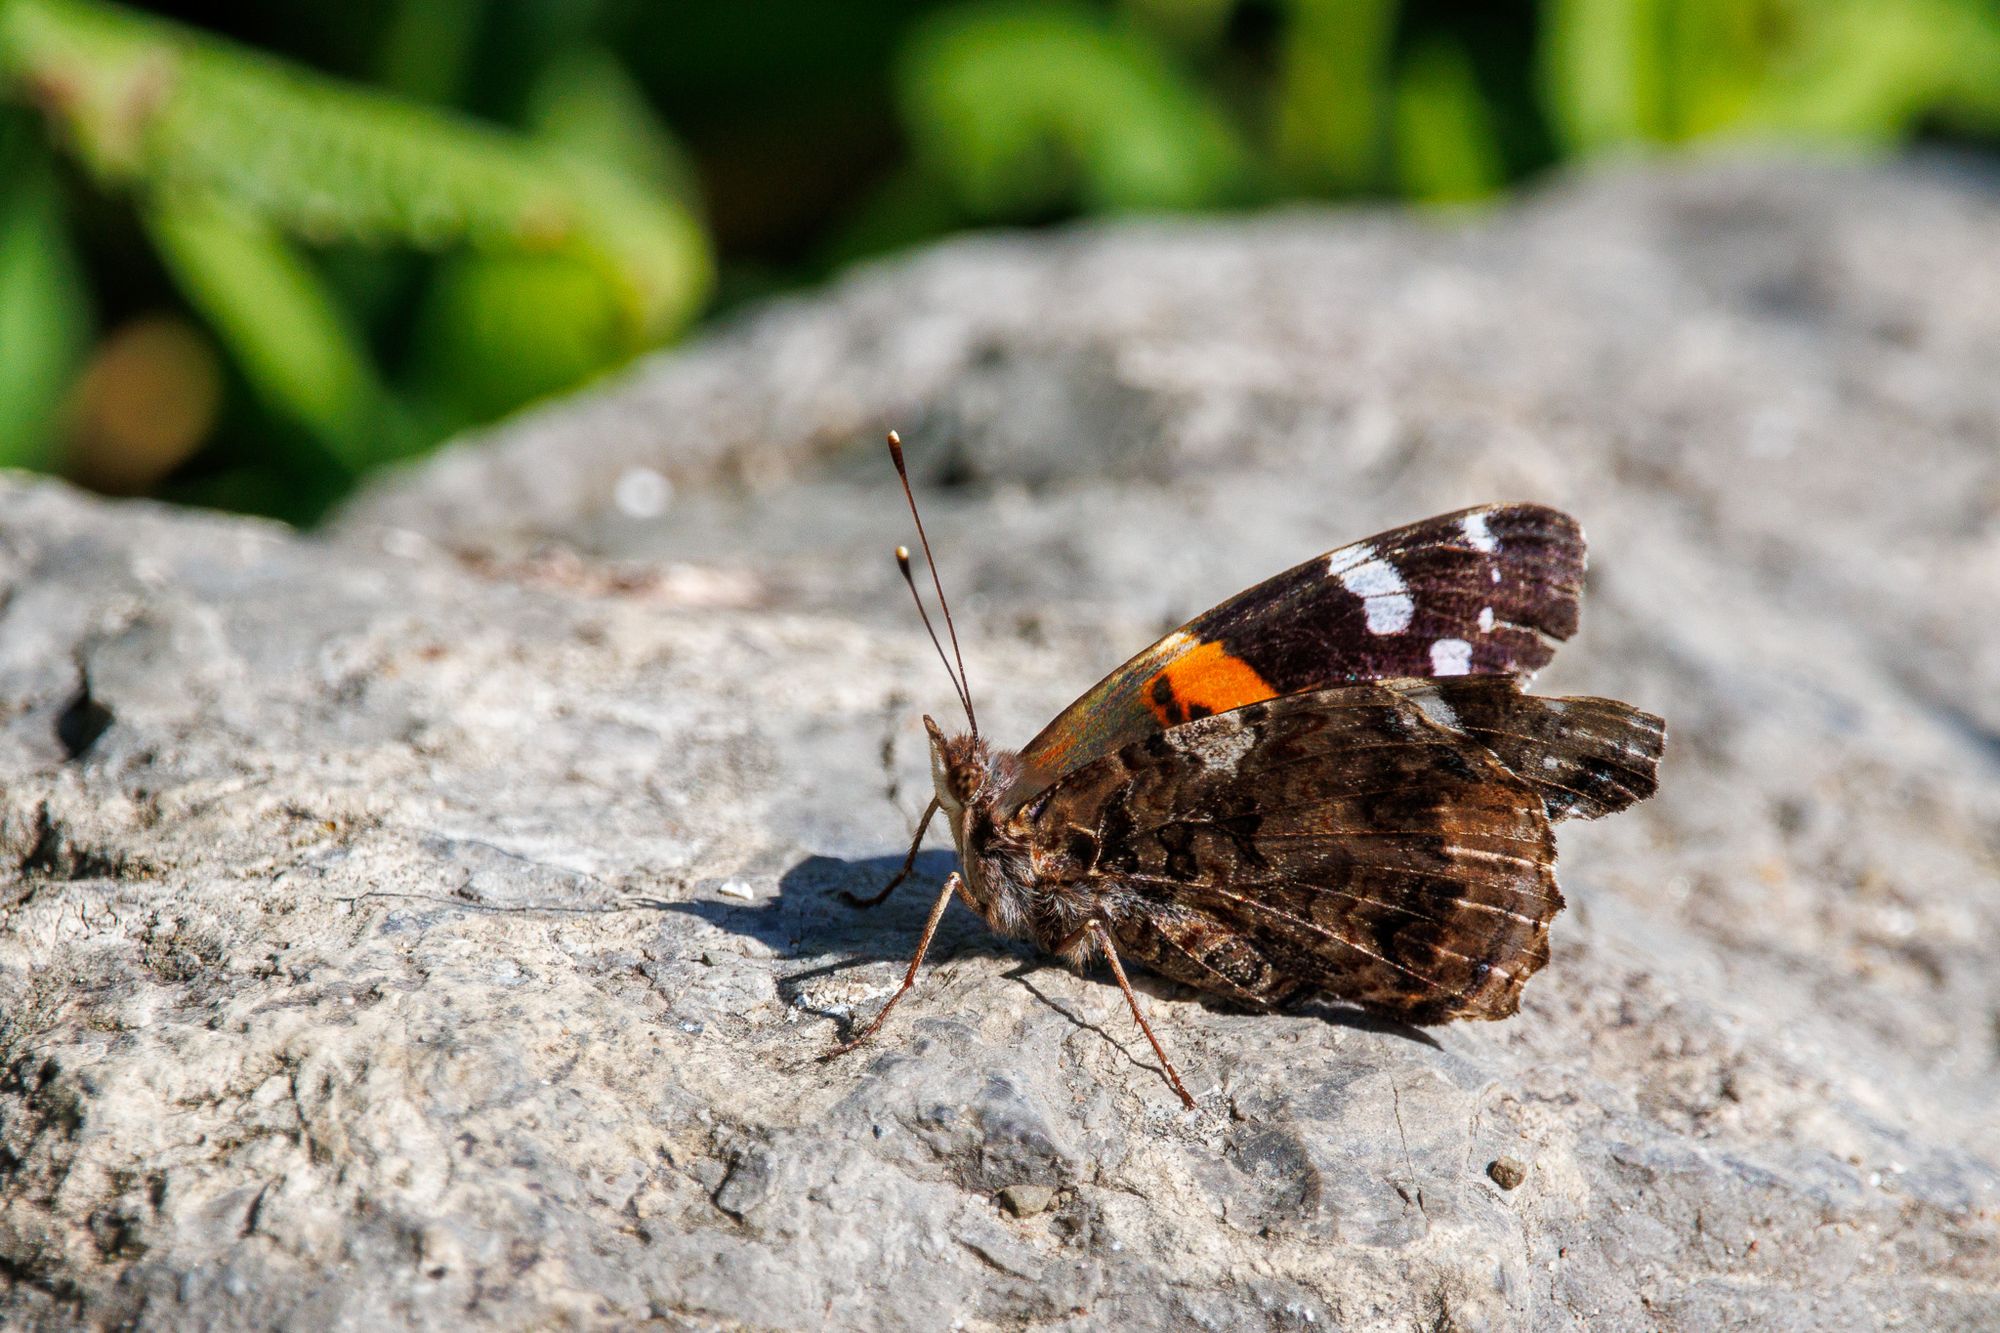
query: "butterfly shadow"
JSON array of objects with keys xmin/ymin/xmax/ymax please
[
  {"xmin": 654, "ymin": 851, "xmax": 1033, "ymax": 1036},
  {"xmin": 659, "ymin": 851, "xmax": 1442, "ymax": 1053}
]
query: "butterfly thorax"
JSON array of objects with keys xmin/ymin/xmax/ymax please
[{"xmin": 926, "ymin": 718, "xmax": 1090, "ymax": 948}]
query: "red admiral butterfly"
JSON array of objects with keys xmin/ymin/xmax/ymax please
[{"xmin": 828, "ymin": 432, "xmax": 1664, "ymax": 1107}]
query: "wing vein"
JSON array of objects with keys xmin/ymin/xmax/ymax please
[{"xmin": 1200, "ymin": 886, "xmax": 1451, "ymax": 993}]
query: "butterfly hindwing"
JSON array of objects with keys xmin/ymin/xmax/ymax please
[
  {"xmin": 1006, "ymin": 504, "xmax": 1586, "ymax": 808},
  {"xmin": 1381, "ymin": 676, "xmax": 1665, "ymax": 822},
  {"xmin": 1019, "ymin": 677, "xmax": 1662, "ymax": 1020}
]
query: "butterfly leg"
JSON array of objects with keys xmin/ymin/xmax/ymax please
[
  {"xmin": 842, "ymin": 797, "xmax": 941, "ymax": 908},
  {"xmin": 824, "ymin": 871, "xmax": 960, "ymax": 1059},
  {"xmin": 1065, "ymin": 920, "xmax": 1196, "ymax": 1109}
]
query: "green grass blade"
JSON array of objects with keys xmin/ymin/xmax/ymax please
[
  {"xmin": 0, "ymin": 138, "xmax": 88, "ymax": 471},
  {"xmin": 900, "ymin": 2, "xmax": 1252, "ymax": 217},
  {"xmin": 1541, "ymin": 0, "xmax": 1673, "ymax": 151},
  {"xmin": 1272, "ymin": 0, "xmax": 1400, "ymax": 193},
  {"xmin": 146, "ymin": 193, "xmax": 383, "ymax": 471},
  {"xmin": 1393, "ymin": 38, "xmax": 1507, "ymax": 205}
]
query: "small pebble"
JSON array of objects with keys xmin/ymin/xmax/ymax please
[
  {"xmin": 997, "ymin": 1184, "xmax": 1055, "ymax": 1218},
  {"xmin": 1487, "ymin": 1157, "xmax": 1528, "ymax": 1190}
]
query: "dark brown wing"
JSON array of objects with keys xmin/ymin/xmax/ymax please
[
  {"xmin": 1019, "ymin": 678, "xmax": 1663, "ymax": 1021},
  {"xmin": 1380, "ymin": 676, "xmax": 1665, "ymax": 822},
  {"xmin": 1005, "ymin": 504, "xmax": 1586, "ymax": 810}
]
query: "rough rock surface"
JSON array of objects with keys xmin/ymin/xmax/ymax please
[{"xmin": 5, "ymin": 157, "xmax": 2000, "ymax": 1330}]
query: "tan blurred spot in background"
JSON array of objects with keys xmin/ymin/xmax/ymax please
[{"xmin": 64, "ymin": 314, "xmax": 223, "ymax": 496}]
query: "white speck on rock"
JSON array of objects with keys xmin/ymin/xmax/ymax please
[
  {"xmin": 614, "ymin": 466, "xmax": 673, "ymax": 519},
  {"xmin": 381, "ymin": 528, "xmax": 430, "ymax": 560}
]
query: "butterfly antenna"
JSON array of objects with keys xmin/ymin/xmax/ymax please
[
  {"xmin": 895, "ymin": 547, "xmax": 972, "ymax": 726},
  {"xmin": 887, "ymin": 430, "xmax": 978, "ymax": 735}
]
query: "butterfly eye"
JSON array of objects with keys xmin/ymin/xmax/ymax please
[{"xmin": 945, "ymin": 755, "xmax": 975, "ymax": 803}]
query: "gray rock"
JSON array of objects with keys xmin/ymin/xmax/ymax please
[{"xmin": 6, "ymin": 157, "xmax": 2000, "ymax": 1330}]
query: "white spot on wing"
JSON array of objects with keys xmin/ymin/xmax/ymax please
[
  {"xmin": 1430, "ymin": 638, "xmax": 1473, "ymax": 675},
  {"xmin": 1326, "ymin": 542, "xmax": 1374, "ymax": 576},
  {"xmin": 1462, "ymin": 511, "xmax": 1497, "ymax": 553},
  {"xmin": 1366, "ymin": 594, "xmax": 1415, "ymax": 634},
  {"xmin": 1478, "ymin": 606, "xmax": 1494, "ymax": 632},
  {"xmin": 1339, "ymin": 557, "xmax": 1415, "ymax": 635},
  {"xmin": 1341, "ymin": 558, "xmax": 1403, "ymax": 599}
]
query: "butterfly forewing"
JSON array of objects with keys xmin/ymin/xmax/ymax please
[{"xmin": 1006, "ymin": 504, "xmax": 1586, "ymax": 810}]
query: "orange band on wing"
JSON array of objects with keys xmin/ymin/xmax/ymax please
[{"xmin": 1143, "ymin": 640, "xmax": 1276, "ymax": 726}]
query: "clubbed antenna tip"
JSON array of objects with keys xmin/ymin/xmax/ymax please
[{"xmin": 886, "ymin": 431, "xmax": 977, "ymax": 736}]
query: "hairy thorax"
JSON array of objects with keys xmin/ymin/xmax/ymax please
[{"xmin": 928, "ymin": 722, "xmax": 1094, "ymax": 957}]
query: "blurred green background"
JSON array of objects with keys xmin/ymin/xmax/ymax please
[{"xmin": 2, "ymin": 0, "xmax": 1996, "ymax": 524}]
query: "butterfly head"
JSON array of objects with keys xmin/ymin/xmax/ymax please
[
  {"xmin": 924, "ymin": 714, "xmax": 990, "ymax": 815},
  {"xmin": 923, "ymin": 712, "xmax": 1032, "ymax": 935}
]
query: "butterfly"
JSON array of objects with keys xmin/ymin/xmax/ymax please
[{"xmin": 826, "ymin": 431, "xmax": 1664, "ymax": 1107}]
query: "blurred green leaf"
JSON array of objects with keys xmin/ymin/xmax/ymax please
[
  {"xmin": 390, "ymin": 44, "xmax": 709, "ymax": 444},
  {"xmin": 1273, "ymin": 0, "xmax": 1401, "ymax": 193},
  {"xmin": 1661, "ymin": 2, "xmax": 1781, "ymax": 140},
  {"xmin": 1540, "ymin": 0, "xmax": 1675, "ymax": 152},
  {"xmin": 527, "ymin": 45, "xmax": 702, "ymax": 208},
  {"xmin": 1933, "ymin": 2, "xmax": 2000, "ymax": 134},
  {"xmin": 1738, "ymin": 0, "xmax": 2000, "ymax": 142},
  {"xmin": 820, "ymin": 165, "xmax": 966, "ymax": 270},
  {"xmin": 145, "ymin": 193, "xmax": 385, "ymax": 470},
  {"xmin": 1541, "ymin": 0, "xmax": 2000, "ymax": 151},
  {"xmin": 0, "ymin": 0, "xmax": 710, "ymax": 339},
  {"xmin": 406, "ymin": 251, "xmax": 629, "ymax": 442},
  {"xmin": 0, "ymin": 132, "xmax": 88, "ymax": 471},
  {"xmin": 376, "ymin": 0, "xmax": 485, "ymax": 106},
  {"xmin": 1120, "ymin": 0, "xmax": 1237, "ymax": 52},
  {"xmin": 901, "ymin": 2, "xmax": 1252, "ymax": 217},
  {"xmin": 1394, "ymin": 39, "xmax": 1506, "ymax": 205}
]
